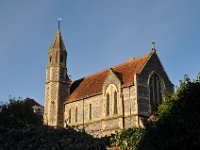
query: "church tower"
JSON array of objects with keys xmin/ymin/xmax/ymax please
[{"xmin": 44, "ymin": 19, "xmax": 70, "ymax": 127}]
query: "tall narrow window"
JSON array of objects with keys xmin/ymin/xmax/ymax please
[
  {"xmin": 89, "ymin": 104, "xmax": 92, "ymax": 120},
  {"xmin": 114, "ymin": 91, "xmax": 118, "ymax": 114},
  {"xmin": 60, "ymin": 55, "xmax": 63, "ymax": 63},
  {"xmin": 69, "ymin": 109, "xmax": 71, "ymax": 124},
  {"xmin": 75, "ymin": 107, "xmax": 78, "ymax": 122},
  {"xmin": 49, "ymin": 56, "xmax": 52, "ymax": 63},
  {"xmin": 149, "ymin": 74, "xmax": 163, "ymax": 114},
  {"xmin": 56, "ymin": 52, "xmax": 58, "ymax": 63},
  {"xmin": 106, "ymin": 94, "xmax": 110, "ymax": 116}
]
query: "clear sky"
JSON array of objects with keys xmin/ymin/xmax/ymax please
[{"xmin": 0, "ymin": 0, "xmax": 199, "ymax": 105}]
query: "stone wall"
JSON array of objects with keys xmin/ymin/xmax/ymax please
[
  {"xmin": 138, "ymin": 51, "xmax": 174, "ymax": 93},
  {"xmin": 44, "ymin": 66, "xmax": 69, "ymax": 127},
  {"xmin": 64, "ymin": 83, "xmax": 139, "ymax": 136},
  {"xmin": 122, "ymin": 85, "xmax": 138, "ymax": 128},
  {"xmin": 137, "ymin": 51, "xmax": 174, "ymax": 117},
  {"xmin": 64, "ymin": 95, "xmax": 103, "ymax": 134}
]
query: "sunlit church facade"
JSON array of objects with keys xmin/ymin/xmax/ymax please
[{"xmin": 44, "ymin": 23, "xmax": 174, "ymax": 136}]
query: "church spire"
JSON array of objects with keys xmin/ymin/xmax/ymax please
[
  {"xmin": 49, "ymin": 18, "xmax": 65, "ymax": 51},
  {"xmin": 44, "ymin": 18, "xmax": 70, "ymax": 127}
]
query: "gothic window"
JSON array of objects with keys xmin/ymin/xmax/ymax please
[
  {"xmin": 114, "ymin": 91, "xmax": 118, "ymax": 114},
  {"xmin": 89, "ymin": 104, "xmax": 92, "ymax": 120},
  {"xmin": 69, "ymin": 109, "xmax": 71, "ymax": 124},
  {"xmin": 149, "ymin": 74, "xmax": 163, "ymax": 114},
  {"xmin": 106, "ymin": 94, "xmax": 110, "ymax": 116},
  {"xmin": 75, "ymin": 107, "xmax": 78, "ymax": 122}
]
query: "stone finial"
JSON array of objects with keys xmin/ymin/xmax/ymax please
[
  {"xmin": 58, "ymin": 17, "xmax": 62, "ymax": 31},
  {"xmin": 151, "ymin": 40, "xmax": 156, "ymax": 51}
]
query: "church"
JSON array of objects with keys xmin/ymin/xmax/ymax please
[{"xmin": 44, "ymin": 21, "xmax": 174, "ymax": 136}]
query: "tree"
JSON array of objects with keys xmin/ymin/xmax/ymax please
[
  {"xmin": 138, "ymin": 73, "xmax": 200, "ymax": 150},
  {"xmin": 110, "ymin": 73, "xmax": 200, "ymax": 150},
  {"xmin": 0, "ymin": 98, "xmax": 110, "ymax": 150},
  {"xmin": 0, "ymin": 98, "xmax": 42, "ymax": 129}
]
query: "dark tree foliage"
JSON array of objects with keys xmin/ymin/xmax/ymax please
[
  {"xmin": 0, "ymin": 126, "xmax": 110, "ymax": 150},
  {"xmin": 110, "ymin": 74, "xmax": 200, "ymax": 150},
  {"xmin": 0, "ymin": 98, "xmax": 109, "ymax": 150},
  {"xmin": 0, "ymin": 98, "xmax": 42, "ymax": 128},
  {"xmin": 138, "ymin": 74, "xmax": 200, "ymax": 150}
]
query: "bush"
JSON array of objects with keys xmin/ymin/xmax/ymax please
[{"xmin": 110, "ymin": 128, "xmax": 145, "ymax": 150}]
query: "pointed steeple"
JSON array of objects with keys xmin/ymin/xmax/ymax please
[
  {"xmin": 44, "ymin": 18, "xmax": 70, "ymax": 127},
  {"xmin": 49, "ymin": 18, "xmax": 65, "ymax": 51}
]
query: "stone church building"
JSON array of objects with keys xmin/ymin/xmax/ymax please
[{"xmin": 44, "ymin": 23, "xmax": 174, "ymax": 136}]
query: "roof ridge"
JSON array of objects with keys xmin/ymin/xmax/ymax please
[
  {"xmin": 71, "ymin": 52, "xmax": 151, "ymax": 82},
  {"xmin": 67, "ymin": 52, "xmax": 151, "ymax": 103},
  {"xmin": 112, "ymin": 53, "xmax": 151, "ymax": 69},
  {"xmin": 83, "ymin": 69, "xmax": 109, "ymax": 79}
]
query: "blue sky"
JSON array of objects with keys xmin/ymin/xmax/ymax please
[{"xmin": 0, "ymin": 0, "xmax": 199, "ymax": 105}]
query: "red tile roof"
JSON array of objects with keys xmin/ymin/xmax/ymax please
[{"xmin": 65, "ymin": 52, "xmax": 151, "ymax": 104}]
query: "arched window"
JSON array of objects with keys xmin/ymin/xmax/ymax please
[
  {"xmin": 114, "ymin": 91, "xmax": 118, "ymax": 114},
  {"xmin": 75, "ymin": 107, "xmax": 78, "ymax": 122},
  {"xmin": 149, "ymin": 74, "xmax": 163, "ymax": 114},
  {"xmin": 106, "ymin": 94, "xmax": 110, "ymax": 116},
  {"xmin": 89, "ymin": 104, "xmax": 92, "ymax": 120},
  {"xmin": 69, "ymin": 109, "xmax": 71, "ymax": 124}
]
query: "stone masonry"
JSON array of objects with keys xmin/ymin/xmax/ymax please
[{"xmin": 44, "ymin": 23, "xmax": 174, "ymax": 136}]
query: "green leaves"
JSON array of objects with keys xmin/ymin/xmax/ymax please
[
  {"xmin": 110, "ymin": 73, "xmax": 200, "ymax": 150},
  {"xmin": 110, "ymin": 128, "xmax": 145, "ymax": 150}
]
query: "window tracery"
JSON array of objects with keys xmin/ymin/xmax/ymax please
[
  {"xmin": 114, "ymin": 91, "xmax": 118, "ymax": 114},
  {"xmin": 106, "ymin": 94, "xmax": 110, "ymax": 116},
  {"xmin": 149, "ymin": 73, "xmax": 163, "ymax": 114}
]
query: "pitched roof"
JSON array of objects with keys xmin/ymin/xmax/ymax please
[
  {"xmin": 24, "ymin": 98, "xmax": 43, "ymax": 107},
  {"xmin": 65, "ymin": 52, "xmax": 152, "ymax": 104}
]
